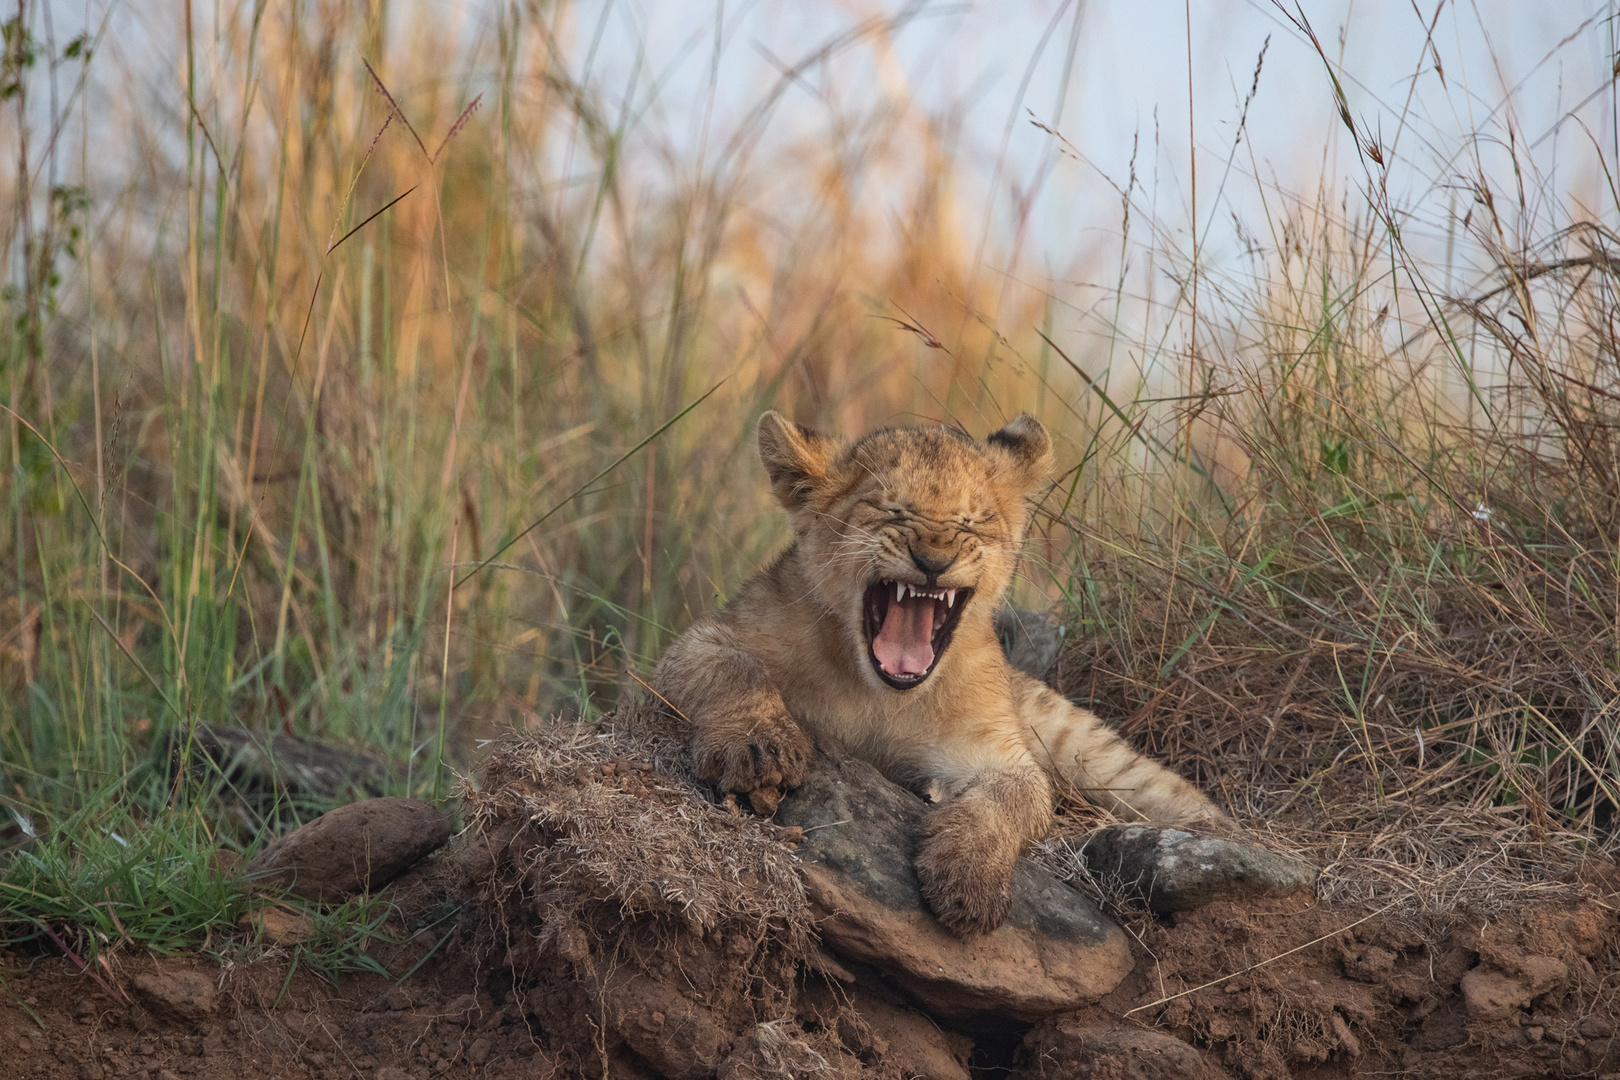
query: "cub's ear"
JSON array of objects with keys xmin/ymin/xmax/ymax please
[
  {"xmin": 985, "ymin": 413, "xmax": 1053, "ymax": 492},
  {"xmin": 758, "ymin": 410, "xmax": 842, "ymax": 509}
]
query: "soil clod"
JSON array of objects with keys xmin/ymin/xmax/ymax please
[{"xmin": 130, "ymin": 968, "xmax": 216, "ymax": 1021}]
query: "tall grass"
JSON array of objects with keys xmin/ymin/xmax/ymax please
[{"xmin": 2, "ymin": 0, "xmax": 1619, "ymax": 957}]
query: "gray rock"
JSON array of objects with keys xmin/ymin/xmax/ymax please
[
  {"xmin": 1079, "ymin": 824, "xmax": 1316, "ymax": 914},
  {"xmin": 995, "ymin": 606, "xmax": 1066, "ymax": 679},
  {"xmin": 248, "ymin": 797, "xmax": 451, "ymax": 902},
  {"xmin": 775, "ymin": 748, "xmax": 1134, "ymax": 1021},
  {"xmin": 181, "ymin": 724, "xmax": 394, "ymax": 801}
]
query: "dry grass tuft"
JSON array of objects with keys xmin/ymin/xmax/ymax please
[{"xmin": 460, "ymin": 698, "xmax": 811, "ymax": 974}]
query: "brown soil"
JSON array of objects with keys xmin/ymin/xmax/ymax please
[
  {"xmin": 5, "ymin": 888, "xmax": 1618, "ymax": 1079},
  {"xmin": 6, "ymin": 711, "xmax": 1618, "ymax": 1080}
]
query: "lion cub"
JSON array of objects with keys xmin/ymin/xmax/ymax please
[{"xmin": 653, "ymin": 411, "xmax": 1221, "ymax": 935}]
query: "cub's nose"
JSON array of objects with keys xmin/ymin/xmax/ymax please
[{"xmin": 909, "ymin": 546, "xmax": 956, "ymax": 579}]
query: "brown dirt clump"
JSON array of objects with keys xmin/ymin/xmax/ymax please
[
  {"xmin": 451, "ymin": 701, "xmax": 897, "ymax": 1078},
  {"xmin": 1063, "ymin": 892, "xmax": 1620, "ymax": 1080}
]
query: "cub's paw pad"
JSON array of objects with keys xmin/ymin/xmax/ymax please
[{"xmin": 692, "ymin": 715, "xmax": 812, "ymax": 801}]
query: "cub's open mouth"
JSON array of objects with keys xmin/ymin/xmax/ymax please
[{"xmin": 862, "ymin": 581, "xmax": 973, "ymax": 690}]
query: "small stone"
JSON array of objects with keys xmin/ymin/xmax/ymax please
[
  {"xmin": 556, "ymin": 925, "xmax": 590, "ymax": 965},
  {"xmin": 1330, "ymin": 1014, "xmax": 1361, "ymax": 1058},
  {"xmin": 1079, "ymin": 824, "xmax": 1317, "ymax": 913},
  {"xmin": 442, "ymin": 993, "xmax": 481, "ymax": 1026},
  {"xmin": 131, "ymin": 971, "xmax": 216, "ymax": 1021},
  {"xmin": 247, "ymin": 797, "xmax": 451, "ymax": 903},
  {"xmin": 1011, "ymin": 1019, "xmax": 1230, "ymax": 1080},
  {"xmin": 375, "ymin": 1069, "xmax": 411, "ymax": 1080},
  {"xmin": 1580, "ymin": 1016, "xmax": 1617, "ymax": 1039},
  {"xmin": 801, "ymin": 982, "xmax": 971, "ymax": 1080},
  {"xmin": 605, "ymin": 971, "xmax": 731, "ymax": 1080},
  {"xmin": 996, "ymin": 606, "xmax": 1066, "ymax": 678},
  {"xmin": 465, "ymin": 1038, "xmax": 492, "ymax": 1066},
  {"xmin": 1460, "ymin": 967, "xmax": 1532, "ymax": 1022},
  {"xmin": 236, "ymin": 906, "xmax": 312, "ymax": 945},
  {"xmin": 745, "ymin": 785, "xmax": 783, "ymax": 816},
  {"xmin": 1516, "ymin": 955, "xmax": 1569, "ymax": 996},
  {"xmin": 376, "ymin": 988, "xmax": 413, "ymax": 1012},
  {"xmin": 1344, "ymin": 945, "xmax": 1395, "ymax": 982}
]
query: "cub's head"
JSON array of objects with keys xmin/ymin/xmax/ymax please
[{"xmin": 757, "ymin": 410, "xmax": 1053, "ymax": 692}]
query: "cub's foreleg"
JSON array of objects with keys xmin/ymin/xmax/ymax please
[
  {"xmin": 1013, "ymin": 672, "xmax": 1222, "ymax": 823},
  {"xmin": 914, "ymin": 738, "xmax": 1053, "ymax": 937},
  {"xmin": 651, "ymin": 616, "xmax": 812, "ymax": 802}
]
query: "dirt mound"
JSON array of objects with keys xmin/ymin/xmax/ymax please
[
  {"xmin": 442, "ymin": 705, "xmax": 1620, "ymax": 1078},
  {"xmin": 5, "ymin": 881, "xmax": 1615, "ymax": 1079},
  {"xmin": 455, "ymin": 703, "xmax": 870, "ymax": 1078},
  {"xmin": 1073, "ymin": 890, "xmax": 1620, "ymax": 1080},
  {"xmin": 5, "ymin": 705, "xmax": 1620, "ymax": 1079}
]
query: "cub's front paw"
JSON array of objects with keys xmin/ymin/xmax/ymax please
[
  {"xmin": 915, "ymin": 803, "xmax": 1018, "ymax": 937},
  {"xmin": 690, "ymin": 707, "xmax": 812, "ymax": 811}
]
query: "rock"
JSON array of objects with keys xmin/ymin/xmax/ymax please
[
  {"xmin": 996, "ymin": 606, "xmax": 1066, "ymax": 678},
  {"xmin": 775, "ymin": 748, "xmax": 1133, "ymax": 1021},
  {"xmin": 180, "ymin": 724, "xmax": 394, "ymax": 801},
  {"xmin": 248, "ymin": 797, "xmax": 451, "ymax": 902},
  {"xmin": 441, "ymin": 993, "xmax": 484, "ymax": 1026},
  {"xmin": 1459, "ymin": 956, "xmax": 1567, "ymax": 1023},
  {"xmin": 1459, "ymin": 968, "xmax": 1531, "ymax": 1022},
  {"xmin": 1012, "ymin": 1020, "xmax": 1231, "ymax": 1080},
  {"xmin": 857, "ymin": 991, "xmax": 972, "ymax": 1080},
  {"xmin": 1079, "ymin": 824, "xmax": 1316, "ymax": 913},
  {"xmin": 236, "ymin": 905, "xmax": 311, "ymax": 945},
  {"xmin": 465, "ymin": 1037, "xmax": 492, "ymax": 1066},
  {"xmin": 800, "ymin": 980, "xmax": 971, "ymax": 1080},
  {"xmin": 364, "ymin": 987, "xmax": 415, "ymax": 1013},
  {"xmin": 131, "ymin": 970, "xmax": 216, "ymax": 1021},
  {"xmin": 1513, "ymin": 955, "xmax": 1569, "ymax": 996},
  {"xmin": 603, "ymin": 969, "xmax": 733, "ymax": 1080}
]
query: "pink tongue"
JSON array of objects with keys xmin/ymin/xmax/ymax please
[{"xmin": 873, "ymin": 596, "xmax": 937, "ymax": 677}]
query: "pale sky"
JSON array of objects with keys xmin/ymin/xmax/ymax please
[
  {"xmin": 34, "ymin": 0, "xmax": 1620, "ymax": 333},
  {"xmin": 568, "ymin": 0, "xmax": 1620, "ymax": 281}
]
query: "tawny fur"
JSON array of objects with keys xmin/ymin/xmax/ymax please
[{"xmin": 653, "ymin": 411, "xmax": 1223, "ymax": 935}]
